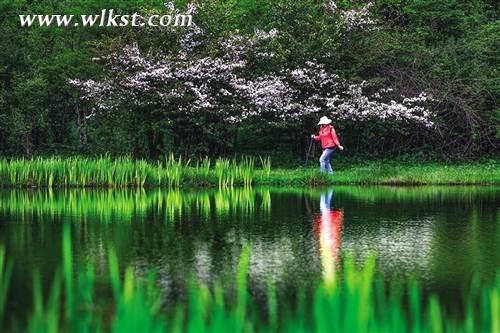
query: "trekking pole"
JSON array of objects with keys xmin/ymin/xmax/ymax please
[{"xmin": 305, "ymin": 137, "xmax": 314, "ymax": 164}]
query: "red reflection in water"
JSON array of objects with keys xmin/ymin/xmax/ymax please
[{"xmin": 314, "ymin": 190, "xmax": 343, "ymax": 285}]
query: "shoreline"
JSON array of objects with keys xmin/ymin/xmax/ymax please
[{"xmin": 0, "ymin": 157, "xmax": 498, "ymax": 188}]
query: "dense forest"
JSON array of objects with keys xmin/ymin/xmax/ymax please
[{"xmin": 0, "ymin": 0, "xmax": 498, "ymax": 164}]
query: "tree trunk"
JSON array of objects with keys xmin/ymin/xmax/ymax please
[
  {"xmin": 183, "ymin": 141, "xmax": 190, "ymax": 161},
  {"xmin": 76, "ymin": 103, "xmax": 88, "ymax": 151},
  {"xmin": 147, "ymin": 128, "xmax": 156, "ymax": 159},
  {"xmin": 23, "ymin": 131, "xmax": 31, "ymax": 159}
]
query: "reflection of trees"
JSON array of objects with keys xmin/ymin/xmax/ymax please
[
  {"xmin": 0, "ymin": 185, "xmax": 497, "ymax": 302},
  {"xmin": 337, "ymin": 186, "xmax": 499, "ymax": 288},
  {"xmin": 427, "ymin": 204, "xmax": 500, "ymax": 288},
  {"xmin": 333, "ymin": 186, "xmax": 499, "ymax": 206},
  {"xmin": 341, "ymin": 217, "xmax": 435, "ymax": 280}
]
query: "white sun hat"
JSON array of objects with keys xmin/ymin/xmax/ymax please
[{"xmin": 318, "ymin": 116, "xmax": 332, "ymax": 125}]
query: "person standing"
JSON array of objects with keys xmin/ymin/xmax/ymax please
[{"xmin": 311, "ymin": 116, "xmax": 344, "ymax": 174}]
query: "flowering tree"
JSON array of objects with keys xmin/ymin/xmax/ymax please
[
  {"xmin": 70, "ymin": 45, "xmax": 433, "ymax": 126},
  {"xmin": 70, "ymin": 29, "xmax": 279, "ymax": 120},
  {"xmin": 69, "ymin": 1, "xmax": 436, "ymax": 156}
]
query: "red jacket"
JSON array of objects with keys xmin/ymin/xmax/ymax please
[{"xmin": 313, "ymin": 125, "xmax": 340, "ymax": 149}]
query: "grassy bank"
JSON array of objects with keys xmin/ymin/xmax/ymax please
[
  {"xmin": 259, "ymin": 161, "xmax": 499, "ymax": 185},
  {"xmin": 0, "ymin": 156, "xmax": 498, "ymax": 188},
  {"xmin": 1, "ymin": 226, "xmax": 498, "ymax": 332}
]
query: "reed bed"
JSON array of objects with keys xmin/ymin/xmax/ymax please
[
  {"xmin": 0, "ymin": 155, "xmax": 262, "ymax": 188},
  {"xmin": 1, "ymin": 227, "xmax": 498, "ymax": 332}
]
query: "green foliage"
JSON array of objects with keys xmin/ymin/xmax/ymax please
[{"xmin": 0, "ymin": 0, "xmax": 498, "ymax": 159}]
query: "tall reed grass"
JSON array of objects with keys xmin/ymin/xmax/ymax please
[
  {"xmin": 0, "ymin": 156, "xmax": 265, "ymax": 188},
  {"xmin": 1, "ymin": 226, "xmax": 498, "ymax": 332}
]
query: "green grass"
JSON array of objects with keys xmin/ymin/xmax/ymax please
[
  {"xmin": 0, "ymin": 226, "xmax": 498, "ymax": 332},
  {"xmin": 0, "ymin": 156, "xmax": 497, "ymax": 187},
  {"xmin": 258, "ymin": 161, "xmax": 499, "ymax": 185}
]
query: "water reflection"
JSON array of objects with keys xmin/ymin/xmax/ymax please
[
  {"xmin": 0, "ymin": 188, "xmax": 271, "ymax": 222},
  {"xmin": 0, "ymin": 186, "xmax": 498, "ymax": 322},
  {"xmin": 314, "ymin": 189, "xmax": 343, "ymax": 286}
]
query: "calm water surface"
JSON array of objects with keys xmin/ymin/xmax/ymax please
[{"xmin": 1, "ymin": 186, "xmax": 499, "ymax": 320}]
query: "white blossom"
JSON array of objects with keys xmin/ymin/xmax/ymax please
[
  {"xmin": 326, "ymin": 1, "xmax": 377, "ymax": 32},
  {"xmin": 69, "ymin": 24, "xmax": 434, "ymax": 128}
]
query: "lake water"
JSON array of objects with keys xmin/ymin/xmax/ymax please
[{"xmin": 1, "ymin": 186, "xmax": 499, "ymax": 322}]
